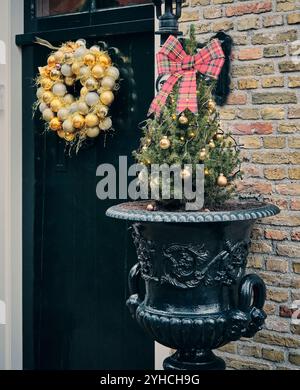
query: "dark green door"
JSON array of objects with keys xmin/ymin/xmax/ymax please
[{"xmin": 18, "ymin": 1, "xmax": 154, "ymax": 370}]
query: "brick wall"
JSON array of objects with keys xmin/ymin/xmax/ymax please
[{"xmin": 179, "ymin": 0, "xmax": 300, "ymax": 370}]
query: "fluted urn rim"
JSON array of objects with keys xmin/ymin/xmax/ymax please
[{"xmin": 106, "ymin": 201, "xmax": 280, "ymax": 223}]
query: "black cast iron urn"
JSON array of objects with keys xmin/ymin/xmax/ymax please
[{"xmin": 106, "ymin": 202, "xmax": 279, "ymax": 370}]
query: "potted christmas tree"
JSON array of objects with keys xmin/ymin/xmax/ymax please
[{"xmin": 106, "ymin": 27, "xmax": 279, "ymax": 370}]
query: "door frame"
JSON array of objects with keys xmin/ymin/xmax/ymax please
[
  {"xmin": 17, "ymin": 1, "xmax": 155, "ymax": 370},
  {"xmin": 0, "ymin": 0, "xmax": 23, "ymax": 370}
]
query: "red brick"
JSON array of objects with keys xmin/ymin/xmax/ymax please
[
  {"xmin": 238, "ymin": 47, "xmax": 263, "ymax": 60},
  {"xmin": 276, "ymin": 184, "xmax": 300, "ymax": 196},
  {"xmin": 265, "ymin": 229, "xmax": 288, "ymax": 240},
  {"xmin": 231, "ymin": 122, "xmax": 273, "ymax": 135},
  {"xmin": 291, "ymin": 200, "xmax": 300, "ymax": 211},
  {"xmin": 237, "ymin": 181, "xmax": 273, "ymax": 195},
  {"xmin": 226, "ymin": 2, "xmax": 272, "ymax": 17},
  {"xmin": 291, "ymin": 231, "xmax": 300, "ymax": 241},
  {"xmin": 279, "ymin": 305, "xmax": 293, "ymax": 318}
]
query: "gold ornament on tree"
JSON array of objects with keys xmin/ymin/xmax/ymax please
[
  {"xmin": 208, "ymin": 140, "xmax": 215, "ymax": 149},
  {"xmin": 188, "ymin": 130, "xmax": 196, "ymax": 139},
  {"xmin": 34, "ymin": 38, "xmax": 120, "ymax": 153},
  {"xmin": 159, "ymin": 136, "xmax": 171, "ymax": 150},
  {"xmin": 178, "ymin": 113, "xmax": 189, "ymax": 125},
  {"xmin": 207, "ymin": 99, "xmax": 216, "ymax": 113},
  {"xmin": 214, "ymin": 132, "xmax": 224, "ymax": 141},
  {"xmin": 217, "ymin": 173, "xmax": 228, "ymax": 187},
  {"xmin": 199, "ymin": 148, "xmax": 206, "ymax": 160}
]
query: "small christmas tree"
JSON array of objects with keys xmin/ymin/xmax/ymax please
[{"xmin": 134, "ymin": 26, "xmax": 241, "ymax": 210}]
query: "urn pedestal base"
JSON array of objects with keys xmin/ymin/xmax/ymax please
[
  {"xmin": 106, "ymin": 202, "xmax": 280, "ymax": 371},
  {"xmin": 164, "ymin": 350, "xmax": 225, "ymax": 371}
]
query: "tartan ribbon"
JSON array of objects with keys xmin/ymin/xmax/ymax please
[{"xmin": 148, "ymin": 35, "xmax": 225, "ymax": 116}]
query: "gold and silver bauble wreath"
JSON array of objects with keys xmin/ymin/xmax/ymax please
[{"xmin": 35, "ymin": 38, "xmax": 120, "ymax": 152}]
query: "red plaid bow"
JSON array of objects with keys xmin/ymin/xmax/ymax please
[{"xmin": 148, "ymin": 35, "xmax": 225, "ymax": 116}]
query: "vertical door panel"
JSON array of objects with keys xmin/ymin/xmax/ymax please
[{"xmin": 23, "ymin": 31, "xmax": 154, "ymax": 369}]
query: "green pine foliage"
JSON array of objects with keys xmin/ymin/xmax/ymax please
[{"xmin": 134, "ymin": 25, "xmax": 242, "ymax": 209}]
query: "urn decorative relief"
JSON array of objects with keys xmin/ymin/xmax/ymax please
[{"xmin": 107, "ymin": 202, "xmax": 280, "ymax": 370}]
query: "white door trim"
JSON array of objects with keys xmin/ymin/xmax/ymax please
[{"xmin": 0, "ymin": 0, "xmax": 23, "ymax": 370}]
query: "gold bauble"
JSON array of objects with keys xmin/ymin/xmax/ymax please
[
  {"xmin": 85, "ymin": 77, "xmax": 98, "ymax": 91},
  {"xmin": 199, "ymin": 148, "xmax": 206, "ymax": 160},
  {"xmin": 217, "ymin": 173, "xmax": 228, "ymax": 187},
  {"xmin": 47, "ymin": 55, "xmax": 56, "ymax": 67},
  {"xmin": 188, "ymin": 130, "xmax": 196, "ymax": 139},
  {"xmin": 42, "ymin": 91, "xmax": 53, "ymax": 104},
  {"xmin": 106, "ymin": 66, "xmax": 120, "ymax": 80},
  {"xmin": 57, "ymin": 130, "xmax": 65, "ymax": 139},
  {"xmin": 204, "ymin": 168, "xmax": 210, "ymax": 176},
  {"xmin": 209, "ymin": 140, "xmax": 215, "ymax": 148},
  {"xmin": 178, "ymin": 114, "xmax": 189, "ymax": 125},
  {"xmin": 180, "ymin": 136, "xmax": 185, "ymax": 141},
  {"xmin": 50, "ymin": 68, "xmax": 61, "ymax": 81},
  {"xmin": 72, "ymin": 114, "xmax": 85, "ymax": 129},
  {"xmin": 85, "ymin": 113, "xmax": 99, "ymax": 127},
  {"xmin": 84, "ymin": 54, "xmax": 96, "ymax": 67},
  {"xmin": 215, "ymin": 133, "xmax": 224, "ymax": 141},
  {"xmin": 42, "ymin": 108, "xmax": 54, "ymax": 122},
  {"xmin": 99, "ymin": 117, "xmax": 112, "ymax": 131},
  {"xmin": 172, "ymin": 114, "xmax": 177, "ymax": 120},
  {"xmin": 71, "ymin": 62, "xmax": 81, "ymax": 75},
  {"xmin": 49, "ymin": 117, "xmax": 62, "ymax": 131},
  {"xmin": 65, "ymin": 76, "xmax": 75, "ymax": 86},
  {"xmin": 86, "ymin": 127, "xmax": 100, "ymax": 138},
  {"xmin": 64, "ymin": 132, "xmax": 76, "ymax": 142},
  {"xmin": 41, "ymin": 78, "xmax": 53, "ymax": 90},
  {"xmin": 78, "ymin": 102, "xmax": 89, "ymax": 115},
  {"xmin": 100, "ymin": 90, "xmax": 114, "ymax": 106},
  {"xmin": 159, "ymin": 136, "xmax": 170, "ymax": 150},
  {"xmin": 50, "ymin": 98, "xmax": 62, "ymax": 113},
  {"xmin": 80, "ymin": 87, "xmax": 88, "ymax": 97},
  {"xmin": 54, "ymin": 51, "xmax": 64, "ymax": 63},
  {"xmin": 97, "ymin": 105, "xmax": 109, "ymax": 119},
  {"xmin": 98, "ymin": 54, "xmax": 112, "ymax": 67},
  {"xmin": 207, "ymin": 99, "xmax": 216, "ymax": 112},
  {"xmin": 92, "ymin": 64, "xmax": 105, "ymax": 79},
  {"xmin": 101, "ymin": 76, "xmax": 115, "ymax": 90}
]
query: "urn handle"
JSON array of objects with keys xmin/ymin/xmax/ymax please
[
  {"xmin": 238, "ymin": 274, "xmax": 267, "ymax": 337},
  {"xmin": 126, "ymin": 263, "xmax": 142, "ymax": 319}
]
